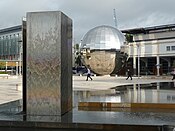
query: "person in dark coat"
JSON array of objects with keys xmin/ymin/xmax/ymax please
[
  {"xmin": 126, "ymin": 69, "xmax": 132, "ymax": 80},
  {"xmin": 86, "ymin": 66, "xmax": 93, "ymax": 81},
  {"xmin": 172, "ymin": 68, "xmax": 175, "ymax": 80}
]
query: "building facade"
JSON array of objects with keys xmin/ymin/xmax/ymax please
[
  {"xmin": 122, "ymin": 24, "xmax": 175, "ymax": 76},
  {"xmin": 0, "ymin": 25, "xmax": 22, "ymax": 74}
]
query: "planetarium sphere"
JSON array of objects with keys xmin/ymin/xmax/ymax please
[
  {"xmin": 80, "ymin": 25, "xmax": 126, "ymax": 75},
  {"xmin": 80, "ymin": 25, "xmax": 125, "ymax": 50}
]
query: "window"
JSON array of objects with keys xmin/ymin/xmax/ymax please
[
  {"xmin": 166, "ymin": 46, "xmax": 170, "ymax": 51},
  {"xmin": 171, "ymin": 46, "xmax": 175, "ymax": 51}
]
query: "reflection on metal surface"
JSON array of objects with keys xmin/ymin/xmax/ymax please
[
  {"xmin": 83, "ymin": 51, "xmax": 116, "ymax": 75},
  {"xmin": 26, "ymin": 11, "xmax": 72, "ymax": 116},
  {"xmin": 80, "ymin": 25, "xmax": 126, "ymax": 75},
  {"xmin": 81, "ymin": 50, "xmax": 127, "ymax": 75},
  {"xmin": 80, "ymin": 25, "xmax": 125, "ymax": 50}
]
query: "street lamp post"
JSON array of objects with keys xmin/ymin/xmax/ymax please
[
  {"xmin": 136, "ymin": 44, "xmax": 140, "ymax": 79},
  {"xmin": 16, "ymin": 62, "xmax": 18, "ymax": 75},
  {"xmin": 5, "ymin": 61, "xmax": 7, "ymax": 73},
  {"xmin": 18, "ymin": 40, "xmax": 22, "ymax": 75}
]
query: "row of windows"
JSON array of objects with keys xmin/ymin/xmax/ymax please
[
  {"xmin": 0, "ymin": 33, "xmax": 20, "ymax": 39},
  {"xmin": 0, "ymin": 55, "xmax": 17, "ymax": 60},
  {"xmin": 149, "ymin": 28, "xmax": 175, "ymax": 33},
  {"xmin": 166, "ymin": 46, "xmax": 175, "ymax": 51},
  {"xmin": 0, "ymin": 33, "xmax": 21, "ymax": 56}
]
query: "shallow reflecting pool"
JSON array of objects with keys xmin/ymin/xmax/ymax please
[
  {"xmin": 73, "ymin": 82, "xmax": 175, "ymax": 105},
  {"xmin": 71, "ymin": 82, "xmax": 175, "ymax": 125},
  {"xmin": 1, "ymin": 82, "xmax": 175, "ymax": 126}
]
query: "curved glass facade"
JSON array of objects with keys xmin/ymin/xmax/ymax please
[{"xmin": 81, "ymin": 25, "xmax": 125, "ymax": 50}]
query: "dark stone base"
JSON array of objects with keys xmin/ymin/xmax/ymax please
[{"xmin": 0, "ymin": 120, "xmax": 163, "ymax": 131}]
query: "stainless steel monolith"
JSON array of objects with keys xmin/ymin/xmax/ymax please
[{"xmin": 26, "ymin": 11, "xmax": 72, "ymax": 116}]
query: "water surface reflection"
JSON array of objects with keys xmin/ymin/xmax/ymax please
[{"xmin": 74, "ymin": 82, "xmax": 175, "ymax": 105}]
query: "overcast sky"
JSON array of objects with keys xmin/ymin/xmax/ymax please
[{"xmin": 0, "ymin": 0, "xmax": 175, "ymax": 43}]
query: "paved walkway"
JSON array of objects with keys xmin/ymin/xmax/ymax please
[{"xmin": 0, "ymin": 76, "xmax": 22, "ymax": 104}]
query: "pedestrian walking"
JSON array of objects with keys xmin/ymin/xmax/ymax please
[
  {"xmin": 126, "ymin": 69, "xmax": 132, "ymax": 80},
  {"xmin": 172, "ymin": 68, "xmax": 175, "ymax": 80},
  {"xmin": 86, "ymin": 66, "xmax": 93, "ymax": 81}
]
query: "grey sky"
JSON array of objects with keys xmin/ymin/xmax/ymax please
[{"xmin": 0, "ymin": 0, "xmax": 175, "ymax": 43}]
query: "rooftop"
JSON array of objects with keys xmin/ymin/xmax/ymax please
[
  {"xmin": 121, "ymin": 23, "xmax": 175, "ymax": 34},
  {"xmin": 0, "ymin": 25, "xmax": 22, "ymax": 35}
]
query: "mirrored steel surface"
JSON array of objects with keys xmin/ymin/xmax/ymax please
[
  {"xmin": 83, "ymin": 51, "xmax": 116, "ymax": 75},
  {"xmin": 80, "ymin": 25, "xmax": 125, "ymax": 50},
  {"xmin": 26, "ymin": 11, "xmax": 72, "ymax": 116},
  {"xmin": 80, "ymin": 25, "xmax": 125, "ymax": 75}
]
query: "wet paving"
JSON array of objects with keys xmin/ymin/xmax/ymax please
[
  {"xmin": 72, "ymin": 108, "xmax": 175, "ymax": 125},
  {"xmin": 0, "ymin": 82, "xmax": 175, "ymax": 126}
]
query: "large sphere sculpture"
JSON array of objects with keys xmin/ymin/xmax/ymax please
[{"xmin": 80, "ymin": 25, "xmax": 126, "ymax": 75}]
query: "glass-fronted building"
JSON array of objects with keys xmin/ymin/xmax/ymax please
[
  {"xmin": 0, "ymin": 25, "xmax": 22, "ymax": 74},
  {"xmin": 0, "ymin": 25, "xmax": 22, "ymax": 60}
]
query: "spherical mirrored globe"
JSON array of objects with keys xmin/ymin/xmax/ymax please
[
  {"xmin": 80, "ymin": 25, "xmax": 126, "ymax": 75},
  {"xmin": 80, "ymin": 25, "xmax": 125, "ymax": 50}
]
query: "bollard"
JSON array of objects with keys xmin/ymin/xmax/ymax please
[{"xmin": 16, "ymin": 84, "xmax": 18, "ymax": 91}]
